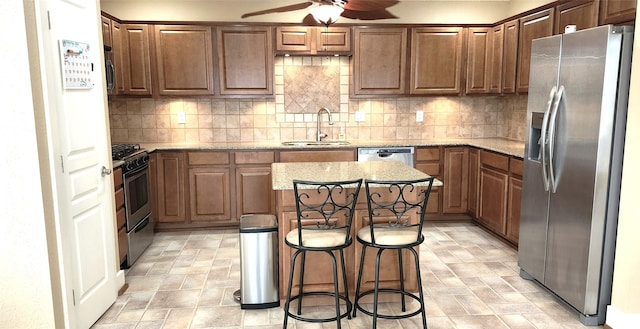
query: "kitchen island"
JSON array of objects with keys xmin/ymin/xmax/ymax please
[{"xmin": 272, "ymin": 160, "xmax": 442, "ymax": 302}]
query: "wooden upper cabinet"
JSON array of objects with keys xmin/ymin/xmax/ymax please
[
  {"xmin": 466, "ymin": 27, "xmax": 491, "ymax": 94},
  {"xmin": 555, "ymin": 0, "xmax": 599, "ymax": 34},
  {"xmin": 489, "ymin": 24, "xmax": 504, "ymax": 93},
  {"xmin": 276, "ymin": 26, "xmax": 351, "ymax": 55},
  {"xmin": 217, "ymin": 26, "xmax": 274, "ymax": 95},
  {"xmin": 353, "ymin": 27, "xmax": 407, "ymax": 95},
  {"xmin": 101, "ymin": 16, "xmax": 112, "ymax": 48},
  {"xmin": 502, "ymin": 19, "xmax": 519, "ymax": 94},
  {"xmin": 600, "ymin": 0, "xmax": 636, "ymax": 25},
  {"xmin": 111, "ymin": 21, "xmax": 126, "ymax": 95},
  {"xmin": 410, "ymin": 27, "xmax": 465, "ymax": 95},
  {"xmin": 121, "ymin": 24, "xmax": 153, "ymax": 95},
  {"xmin": 154, "ymin": 25, "xmax": 215, "ymax": 96},
  {"xmin": 517, "ymin": 9, "xmax": 554, "ymax": 93}
]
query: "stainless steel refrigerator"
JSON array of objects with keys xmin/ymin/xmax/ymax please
[{"xmin": 519, "ymin": 25, "xmax": 633, "ymax": 326}]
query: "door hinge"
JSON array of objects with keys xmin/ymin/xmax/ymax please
[
  {"xmin": 72, "ymin": 289, "xmax": 76, "ymax": 306},
  {"xmin": 47, "ymin": 11, "xmax": 51, "ymax": 30},
  {"xmin": 60, "ymin": 155, "xmax": 65, "ymax": 173}
]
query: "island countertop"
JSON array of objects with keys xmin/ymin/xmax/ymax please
[{"xmin": 271, "ymin": 160, "xmax": 444, "ymax": 190}]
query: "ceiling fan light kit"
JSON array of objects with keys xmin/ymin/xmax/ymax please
[{"xmin": 310, "ymin": 3, "xmax": 345, "ymax": 26}]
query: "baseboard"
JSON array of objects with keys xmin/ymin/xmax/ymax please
[
  {"xmin": 605, "ymin": 305, "xmax": 640, "ymax": 329},
  {"xmin": 115, "ymin": 269, "xmax": 127, "ymax": 295}
]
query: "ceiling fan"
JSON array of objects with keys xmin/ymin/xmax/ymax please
[{"xmin": 241, "ymin": 0, "xmax": 400, "ymax": 26}]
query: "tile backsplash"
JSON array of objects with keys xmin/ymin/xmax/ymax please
[{"xmin": 108, "ymin": 56, "xmax": 527, "ymax": 144}]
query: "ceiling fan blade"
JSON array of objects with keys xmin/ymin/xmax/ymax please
[
  {"xmin": 241, "ymin": 2, "xmax": 314, "ymax": 18},
  {"xmin": 343, "ymin": 0, "xmax": 399, "ymax": 12},
  {"xmin": 342, "ymin": 8, "xmax": 398, "ymax": 20}
]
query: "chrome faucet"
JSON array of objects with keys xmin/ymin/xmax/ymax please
[{"xmin": 317, "ymin": 107, "xmax": 334, "ymax": 142}]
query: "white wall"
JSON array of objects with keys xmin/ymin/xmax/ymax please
[{"xmin": 0, "ymin": 0, "xmax": 56, "ymax": 327}]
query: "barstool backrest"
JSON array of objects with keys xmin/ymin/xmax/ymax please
[
  {"xmin": 363, "ymin": 178, "xmax": 435, "ymax": 245},
  {"xmin": 292, "ymin": 179, "xmax": 363, "ymax": 247}
]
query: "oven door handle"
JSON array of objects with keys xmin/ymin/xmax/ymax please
[
  {"xmin": 123, "ymin": 163, "xmax": 149, "ymax": 178},
  {"xmin": 134, "ymin": 216, "xmax": 150, "ymax": 233}
]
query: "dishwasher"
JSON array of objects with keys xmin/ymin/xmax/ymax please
[{"xmin": 357, "ymin": 147, "xmax": 415, "ymax": 167}]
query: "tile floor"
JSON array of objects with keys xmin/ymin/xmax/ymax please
[{"xmin": 92, "ymin": 222, "xmax": 600, "ymax": 329}]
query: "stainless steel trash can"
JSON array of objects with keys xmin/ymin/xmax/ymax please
[{"xmin": 239, "ymin": 214, "xmax": 279, "ymax": 309}]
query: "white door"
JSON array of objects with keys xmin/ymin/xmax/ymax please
[{"xmin": 34, "ymin": 0, "xmax": 118, "ymax": 327}]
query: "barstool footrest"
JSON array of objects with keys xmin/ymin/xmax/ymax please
[
  {"xmin": 285, "ymin": 291, "xmax": 352, "ymax": 323},
  {"xmin": 353, "ymin": 288, "xmax": 422, "ymax": 320}
]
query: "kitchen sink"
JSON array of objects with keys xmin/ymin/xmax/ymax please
[{"xmin": 281, "ymin": 140, "xmax": 351, "ymax": 146}]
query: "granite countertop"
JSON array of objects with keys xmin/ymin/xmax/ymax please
[
  {"xmin": 140, "ymin": 137, "xmax": 525, "ymax": 158},
  {"xmin": 271, "ymin": 161, "xmax": 444, "ymax": 190}
]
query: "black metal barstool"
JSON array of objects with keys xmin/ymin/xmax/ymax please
[
  {"xmin": 352, "ymin": 177, "xmax": 435, "ymax": 329},
  {"xmin": 282, "ymin": 179, "xmax": 362, "ymax": 329}
]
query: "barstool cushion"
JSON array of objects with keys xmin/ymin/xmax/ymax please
[
  {"xmin": 286, "ymin": 228, "xmax": 348, "ymax": 248},
  {"xmin": 357, "ymin": 226, "xmax": 419, "ymax": 246}
]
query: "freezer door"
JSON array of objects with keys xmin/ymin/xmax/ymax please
[
  {"xmin": 545, "ymin": 25, "xmax": 623, "ymax": 315},
  {"xmin": 518, "ymin": 35, "xmax": 561, "ymax": 282}
]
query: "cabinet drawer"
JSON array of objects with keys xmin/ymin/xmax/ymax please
[
  {"xmin": 235, "ymin": 151, "xmax": 275, "ymax": 164},
  {"xmin": 114, "ymin": 188, "xmax": 125, "ymax": 209},
  {"xmin": 510, "ymin": 158, "xmax": 523, "ymax": 177},
  {"xmin": 188, "ymin": 151, "xmax": 230, "ymax": 165},
  {"xmin": 116, "ymin": 207, "xmax": 126, "ymax": 229},
  {"xmin": 416, "ymin": 147, "xmax": 440, "ymax": 161},
  {"xmin": 113, "ymin": 167, "xmax": 123, "ymax": 189},
  {"xmin": 480, "ymin": 150, "xmax": 509, "ymax": 172}
]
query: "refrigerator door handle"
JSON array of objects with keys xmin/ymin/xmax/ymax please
[
  {"xmin": 548, "ymin": 85, "xmax": 564, "ymax": 193},
  {"xmin": 540, "ymin": 85, "xmax": 557, "ymax": 192}
]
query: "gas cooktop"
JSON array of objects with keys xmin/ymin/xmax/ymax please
[{"xmin": 111, "ymin": 143, "xmax": 141, "ymax": 160}]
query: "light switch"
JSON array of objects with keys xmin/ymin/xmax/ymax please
[
  {"xmin": 177, "ymin": 112, "xmax": 186, "ymax": 124},
  {"xmin": 416, "ymin": 111, "xmax": 424, "ymax": 122},
  {"xmin": 355, "ymin": 111, "xmax": 365, "ymax": 122}
]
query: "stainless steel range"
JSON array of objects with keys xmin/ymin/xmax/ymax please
[{"xmin": 112, "ymin": 144, "xmax": 153, "ymax": 268}]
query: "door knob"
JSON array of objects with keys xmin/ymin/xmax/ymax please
[{"xmin": 101, "ymin": 166, "xmax": 112, "ymax": 177}]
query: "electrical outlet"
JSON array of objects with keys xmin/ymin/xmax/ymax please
[
  {"xmin": 355, "ymin": 111, "xmax": 365, "ymax": 122},
  {"xmin": 177, "ymin": 112, "xmax": 186, "ymax": 124},
  {"xmin": 416, "ymin": 110, "xmax": 424, "ymax": 122}
]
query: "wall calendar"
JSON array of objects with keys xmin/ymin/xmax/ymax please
[{"xmin": 59, "ymin": 39, "xmax": 93, "ymax": 89}]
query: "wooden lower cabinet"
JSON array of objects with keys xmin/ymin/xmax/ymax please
[
  {"xmin": 113, "ymin": 167, "xmax": 127, "ymax": 267},
  {"xmin": 443, "ymin": 147, "xmax": 469, "ymax": 213},
  {"xmin": 506, "ymin": 176, "xmax": 523, "ymax": 244},
  {"xmin": 478, "ymin": 166, "xmax": 509, "ymax": 234},
  {"xmin": 236, "ymin": 166, "xmax": 274, "ymax": 216},
  {"xmin": 468, "ymin": 148, "xmax": 480, "ymax": 218},
  {"xmin": 415, "ymin": 146, "xmax": 442, "ymax": 215},
  {"xmin": 156, "ymin": 152, "xmax": 187, "ymax": 223},
  {"xmin": 189, "ymin": 167, "xmax": 231, "ymax": 222}
]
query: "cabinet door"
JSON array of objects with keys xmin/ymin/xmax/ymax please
[
  {"xmin": 415, "ymin": 147, "xmax": 442, "ymax": 215},
  {"xmin": 189, "ymin": 167, "xmax": 232, "ymax": 222},
  {"xmin": 517, "ymin": 9, "xmax": 554, "ymax": 93},
  {"xmin": 507, "ymin": 176, "xmax": 522, "ymax": 244},
  {"xmin": 489, "ymin": 24, "xmax": 504, "ymax": 93},
  {"xmin": 443, "ymin": 147, "xmax": 469, "ymax": 213},
  {"xmin": 410, "ymin": 27, "xmax": 464, "ymax": 95},
  {"xmin": 353, "ymin": 27, "xmax": 407, "ymax": 95},
  {"xmin": 217, "ymin": 26, "xmax": 274, "ymax": 95},
  {"xmin": 600, "ymin": 0, "xmax": 636, "ymax": 25},
  {"xmin": 466, "ymin": 27, "xmax": 491, "ymax": 94},
  {"xmin": 154, "ymin": 25, "xmax": 215, "ymax": 96},
  {"xmin": 316, "ymin": 27, "xmax": 351, "ymax": 54},
  {"xmin": 275, "ymin": 26, "xmax": 312, "ymax": 53},
  {"xmin": 468, "ymin": 148, "xmax": 480, "ymax": 217},
  {"xmin": 122, "ymin": 24, "xmax": 152, "ymax": 95},
  {"xmin": 502, "ymin": 19, "xmax": 519, "ymax": 94},
  {"xmin": 156, "ymin": 152, "xmax": 186, "ymax": 223},
  {"xmin": 111, "ymin": 21, "xmax": 126, "ymax": 95},
  {"xmin": 101, "ymin": 16, "xmax": 112, "ymax": 48},
  {"xmin": 236, "ymin": 166, "xmax": 275, "ymax": 216},
  {"xmin": 479, "ymin": 167, "xmax": 508, "ymax": 234},
  {"xmin": 555, "ymin": 0, "xmax": 598, "ymax": 34}
]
